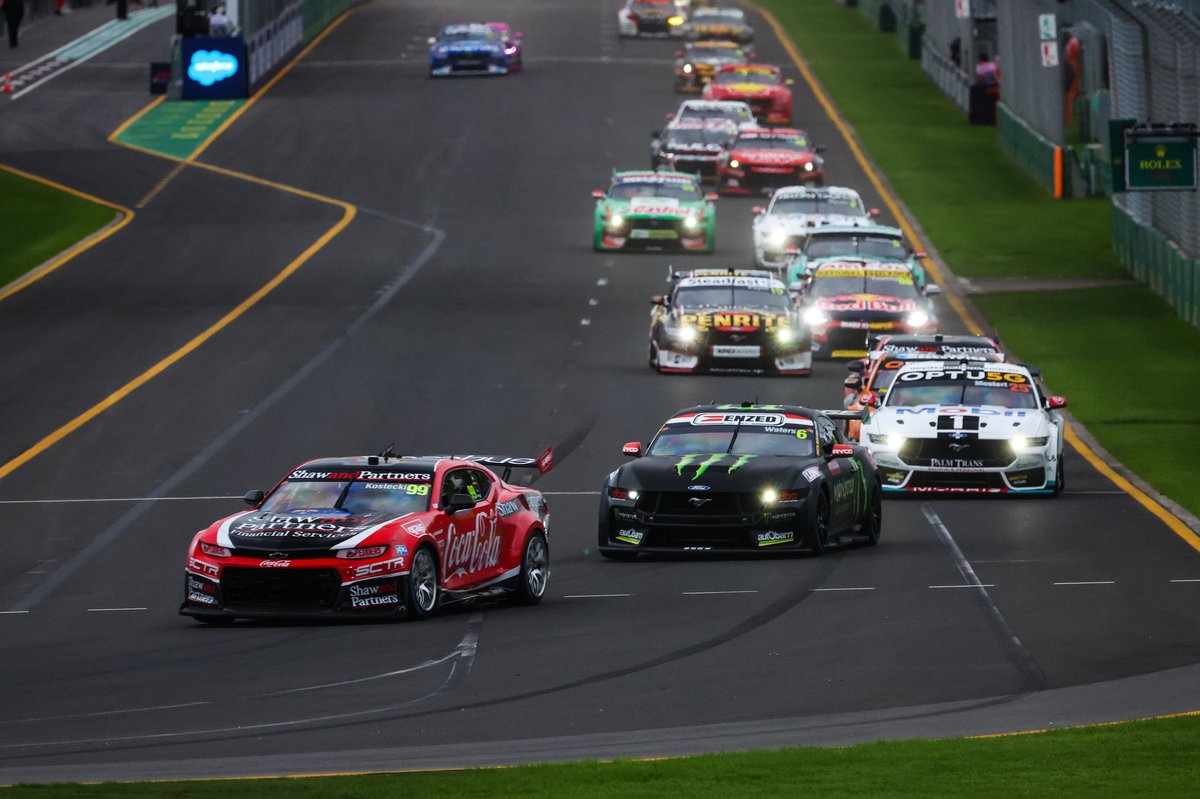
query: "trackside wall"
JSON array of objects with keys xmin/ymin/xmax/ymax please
[
  {"xmin": 1112, "ymin": 204, "xmax": 1200, "ymax": 327},
  {"xmin": 998, "ymin": 103, "xmax": 1062, "ymax": 196}
]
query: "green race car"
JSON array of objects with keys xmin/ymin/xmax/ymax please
[{"xmin": 592, "ymin": 171, "xmax": 716, "ymax": 253}]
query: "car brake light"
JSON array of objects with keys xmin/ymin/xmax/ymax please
[
  {"xmin": 778, "ymin": 490, "xmax": 801, "ymax": 502},
  {"xmin": 336, "ymin": 546, "xmax": 389, "ymax": 560},
  {"xmin": 200, "ymin": 542, "xmax": 232, "ymax": 558},
  {"xmin": 609, "ymin": 487, "xmax": 639, "ymax": 501}
]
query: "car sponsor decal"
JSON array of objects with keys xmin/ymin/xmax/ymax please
[
  {"xmin": 259, "ymin": 560, "xmax": 291, "ymax": 568},
  {"xmin": 495, "ymin": 498, "xmax": 523, "ymax": 517},
  {"xmin": 712, "ymin": 344, "xmax": 761, "ymax": 358},
  {"xmin": 679, "ymin": 311, "xmax": 791, "ymax": 332},
  {"xmin": 896, "ymin": 369, "xmax": 1027, "ymax": 384},
  {"xmin": 348, "ymin": 581, "xmax": 401, "ymax": 608},
  {"xmin": 802, "ymin": 465, "xmax": 822, "ymax": 482},
  {"xmin": 674, "ymin": 452, "xmax": 758, "ymax": 479},
  {"xmin": 815, "ymin": 296, "xmax": 917, "ymax": 312},
  {"xmin": 442, "ymin": 509, "xmax": 503, "ymax": 579},
  {"xmin": 892, "ymin": 406, "xmax": 1032, "ymax": 417},
  {"xmin": 756, "ymin": 530, "xmax": 794, "ymax": 547},
  {"xmin": 348, "ymin": 556, "xmax": 407, "ymax": 581},
  {"xmin": 400, "ymin": 518, "xmax": 426, "ymax": 536},
  {"xmin": 187, "ymin": 557, "xmax": 220, "ymax": 577},
  {"xmin": 615, "ymin": 529, "xmax": 645, "ymax": 545},
  {"xmin": 395, "ymin": 544, "xmax": 409, "ymax": 556}
]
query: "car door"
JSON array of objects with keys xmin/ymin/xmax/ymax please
[
  {"xmin": 817, "ymin": 416, "xmax": 858, "ymax": 533},
  {"xmin": 437, "ymin": 467, "xmax": 504, "ymax": 591}
]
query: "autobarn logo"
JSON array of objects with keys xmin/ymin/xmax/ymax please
[
  {"xmin": 615, "ymin": 528, "xmax": 644, "ymax": 544},
  {"xmin": 756, "ymin": 530, "xmax": 794, "ymax": 546},
  {"xmin": 691, "ymin": 413, "xmax": 785, "ymax": 426}
]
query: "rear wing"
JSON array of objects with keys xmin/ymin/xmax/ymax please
[{"xmin": 420, "ymin": 447, "xmax": 553, "ymax": 481}]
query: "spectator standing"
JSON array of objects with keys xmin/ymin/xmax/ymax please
[
  {"xmin": 3, "ymin": 0, "xmax": 25, "ymax": 48},
  {"xmin": 969, "ymin": 52, "xmax": 1000, "ymax": 125}
]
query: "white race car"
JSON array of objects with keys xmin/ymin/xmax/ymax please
[
  {"xmin": 858, "ymin": 360, "xmax": 1068, "ymax": 495},
  {"xmin": 752, "ymin": 186, "xmax": 879, "ymax": 269},
  {"xmin": 669, "ymin": 99, "xmax": 757, "ymax": 131},
  {"xmin": 618, "ymin": 0, "xmax": 686, "ymax": 38}
]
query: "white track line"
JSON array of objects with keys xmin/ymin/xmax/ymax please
[
  {"xmin": 0, "ymin": 610, "xmax": 30, "ymax": 615},
  {"xmin": 563, "ymin": 593, "xmax": 632, "ymax": 599},
  {"xmin": 683, "ymin": 590, "xmax": 758, "ymax": 595},
  {"xmin": 930, "ymin": 584, "xmax": 995, "ymax": 589},
  {"xmin": 1170, "ymin": 579, "xmax": 1200, "ymax": 583},
  {"xmin": 1053, "ymin": 581, "xmax": 1116, "ymax": 586},
  {"xmin": 811, "ymin": 586, "xmax": 874, "ymax": 592},
  {"xmin": 86, "ymin": 607, "xmax": 147, "ymax": 612}
]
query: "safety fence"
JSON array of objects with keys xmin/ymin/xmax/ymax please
[
  {"xmin": 1112, "ymin": 202, "xmax": 1200, "ymax": 326},
  {"xmin": 239, "ymin": 0, "xmax": 359, "ymax": 91},
  {"xmin": 997, "ymin": 103, "xmax": 1063, "ymax": 197}
]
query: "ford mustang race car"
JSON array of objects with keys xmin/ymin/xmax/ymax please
[
  {"xmin": 599, "ymin": 404, "xmax": 880, "ymax": 557},
  {"xmin": 859, "ymin": 360, "xmax": 1068, "ymax": 495},
  {"xmin": 752, "ymin": 186, "xmax": 880, "ymax": 268},
  {"xmin": 650, "ymin": 119, "xmax": 738, "ymax": 181},
  {"xmin": 649, "ymin": 268, "xmax": 811, "ymax": 374},
  {"xmin": 795, "ymin": 260, "xmax": 941, "ymax": 359},
  {"xmin": 674, "ymin": 40, "xmax": 754, "ymax": 92},
  {"xmin": 682, "ymin": 7, "xmax": 755, "ymax": 43},
  {"xmin": 487, "ymin": 22, "xmax": 523, "ymax": 72},
  {"xmin": 717, "ymin": 128, "xmax": 824, "ymax": 195},
  {"xmin": 618, "ymin": 0, "xmax": 686, "ymax": 37},
  {"xmin": 703, "ymin": 63, "xmax": 793, "ymax": 124},
  {"xmin": 428, "ymin": 24, "xmax": 514, "ymax": 76},
  {"xmin": 593, "ymin": 170, "xmax": 717, "ymax": 252},
  {"xmin": 784, "ymin": 224, "xmax": 927, "ymax": 288},
  {"xmin": 669, "ymin": 99, "xmax": 757, "ymax": 130},
  {"xmin": 181, "ymin": 451, "xmax": 553, "ymax": 623}
]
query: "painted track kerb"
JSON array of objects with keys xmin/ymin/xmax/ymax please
[
  {"xmin": 750, "ymin": 1, "xmax": 1200, "ymax": 556},
  {"xmin": 0, "ymin": 8, "xmax": 367, "ymax": 485}
]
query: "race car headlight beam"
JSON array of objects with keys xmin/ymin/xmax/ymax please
[
  {"xmin": 905, "ymin": 310, "xmax": 931, "ymax": 328},
  {"xmin": 776, "ymin": 326, "xmax": 795, "ymax": 344},
  {"xmin": 671, "ymin": 324, "xmax": 698, "ymax": 344},
  {"xmin": 683, "ymin": 214, "xmax": 702, "ymax": 231},
  {"xmin": 803, "ymin": 307, "xmax": 830, "ymax": 326},
  {"xmin": 607, "ymin": 212, "xmax": 625, "ymax": 230},
  {"xmin": 766, "ymin": 229, "xmax": 788, "ymax": 248},
  {"xmin": 1010, "ymin": 436, "xmax": 1048, "ymax": 453}
]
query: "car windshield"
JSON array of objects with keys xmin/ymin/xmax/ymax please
[
  {"xmin": 771, "ymin": 195, "xmax": 862, "ymax": 215},
  {"xmin": 666, "ymin": 127, "xmax": 733, "ymax": 146},
  {"xmin": 806, "ymin": 234, "xmax": 906, "ymax": 259},
  {"xmin": 648, "ymin": 428, "xmax": 815, "ymax": 457},
  {"xmin": 694, "ymin": 51, "xmax": 745, "ymax": 64},
  {"xmin": 680, "ymin": 106, "xmax": 752, "ymax": 124},
  {"xmin": 260, "ymin": 479, "xmax": 431, "ymax": 518},
  {"xmin": 611, "ymin": 180, "xmax": 701, "ymax": 200},
  {"xmin": 696, "ymin": 10, "xmax": 744, "ymax": 21},
  {"xmin": 735, "ymin": 135, "xmax": 810, "ymax": 152},
  {"xmin": 676, "ymin": 286, "xmax": 791, "ymax": 311},
  {"xmin": 439, "ymin": 28, "xmax": 494, "ymax": 42},
  {"xmin": 716, "ymin": 71, "xmax": 779, "ymax": 85},
  {"xmin": 885, "ymin": 379, "xmax": 1039, "ymax": 409},
  {"xmin": 633, "ymin": 1, "xmax": 671, "ymax": 11},
  {"xmin": 808, "ymin": 271, "xmax": 920, "ymax": 298}
]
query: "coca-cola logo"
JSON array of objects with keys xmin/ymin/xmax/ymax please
[{"xmin": 443, "ymin": 510, "xmax": 502, "ymax": 578}]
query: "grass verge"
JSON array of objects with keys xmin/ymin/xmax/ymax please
[
  {"xmin": 6, "ymin": 714, "xmax": 1200, "ymax": 797},
  {"xmin": 758, "ymin": 0, "xmax": 1200, "ymax": 517},
  {"xmin": 0, "ymin": 168, "xmax": 116, "ymax": 291}
]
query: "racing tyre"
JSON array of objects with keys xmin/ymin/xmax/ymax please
[
  {"xmin": 861, "ymin": 485, "xmax": 882, "ymax": 546},
  {"xmin": 1052, "ymin": 451, "xmax": 1066, "ymax": 497},
  {"xmin": 512, "ymin": 530, "xmax": 550, "ymax": 605},
  {"xmin": 810, "ymin": 491, "xmax": 831, "ymax": 555},
  {"xmin": 407, "ymin": 545, "xmax": 440, "ymax": 620},
  {"xmin": 649, "ymin": 342, "xmax": 659, "ymax": 369}
]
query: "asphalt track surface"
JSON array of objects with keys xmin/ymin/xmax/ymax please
[{"xmin": 1, "ymin": 0, "xmax": 1199, "ymax": 785}]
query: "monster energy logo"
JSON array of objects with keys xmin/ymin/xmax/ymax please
[{"xmin": 675, "ymin": 453, "xmax": 757, "ymax": 479}]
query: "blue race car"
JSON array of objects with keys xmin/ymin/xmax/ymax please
[{"xmin": 428, "ymin": 24, "xmax": 513, "ymax": 77}]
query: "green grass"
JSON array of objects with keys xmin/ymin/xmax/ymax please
[
  {"xmin": 0, "ymin": 168, "xmax": 116, "ymax": 290},
  {"xmin": 758, "ymin": 0, "xmax": 1200, "ymax": 517},
  {"xmin": 7, "ymin": 714, "xmax": 1200, "ymax": 797}
]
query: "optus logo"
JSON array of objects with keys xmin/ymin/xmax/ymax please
[{"xmin": 188, "ymin": 50, "xmax": 239, "ymax": 86}]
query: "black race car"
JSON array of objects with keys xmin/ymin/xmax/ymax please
[
  {"xmin": 650, "ymin": 119, "xmax": 739, "ymax": 182},
  {"xmin": 598, "ymin": 404, "xmax": 881, "ymax": 557}
]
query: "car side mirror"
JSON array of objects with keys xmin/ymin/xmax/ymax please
[
  {"xmin": 705, "ymin": 192, "xmax": 719, "ymax": 201},
  {"xmin": 844, "ymin": 376, "xmax": 862, "ymax": 390},
  {"xmin": 427, "ymin": 36, "xmax": 437, "ymax": 46},
  {"xmin": 243, "ymin": 489, "xmax": 265, "ymax": 507},
  {"xmin": 1048, "ymin": 395, "xmax": 1067, "ymax": 409},
  {"xmin": 785, "ymin": 78, "xmax": 795, "ymax": 86},
  {"xmin": 592, "ymin": 189, "xmax": 606, "ymax": 199},
  {"xmin": 752, "ymin": 205, "xmax": 765, "ymax": 215},
  {"xmin": 675, "ymin": 50, "xmax": 684, "ymax": 58},
  {"xmin": 622, "ymin": 441, "xmax": 644, "ymax": 457},
  {"xmin": 925, "ymin": 284, "xmax": 942, "ymax": 296},
  {"xmin": 666, "ymin": 112, "xmax": 676, "ymax": 120},
  {"xmin": 847, "ymin": 360, "xmax": 865, "ymax": 373},
  {"xmin": 868, "ymin": 207, "xmax": 881, "ymax": 218},
  {"xmin": 651, "ymin": 294, "xmax": 667, "ymax": 306},
  {"xmin": 651, "ymin": 129, "xmax": 661, "ymax": 138},
  {"xmin": 859, "ymin": 390, "xmax": 880, "ymax": 408},
  {"xmin": 815, "ymin": 145, "xmax": 826, "ymax": 153},
  {"xmin": 788, "ymin": 280, "xmax": 805, "ymax": 292},
  {"xmin": 829, "ymin": 444, "xmax": 856, "ymax": 458},
  {"xmin": 914, "ymin": 250, "xmax": 928, "ymax": 259},
  {"xmin": 443, "ymin": 493, "xmax": 477, "ymax": 513}
]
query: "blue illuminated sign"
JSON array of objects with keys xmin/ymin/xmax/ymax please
[{"xmin": 181, "ymin": 37, "xmax": 248, "ymax": 100}]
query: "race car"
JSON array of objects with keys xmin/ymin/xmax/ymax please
[
  {"xmin": 842, "ymin": 345, "xmax": 1005, "ymax": 440},
  {"xmin": 181, "ymin": 450, "xmax": 554, "ymax": 623},
  {"xmin": 598, "ymin": 403, "xmax": 881, "ymax": 557},
  {"xmin": 752, "ymin": 186, "xmax": 880, "ymax": 268},
  {"xmin": 674, "ymin": 40, "xmax": 754, "ymax": 93},
  {"xmin": 649, "ymin": 268, "xmax": 811, "ymax": 374},
  {"xmin": 592, "ymin": 170, "xmax": 717, "ymax": 252},
  {"xmin": 650, "ymin": 119, "xmax": 738, "ymax": 181},
  {"xmin": 784, "ymin": 224, "xmax": 927, "ymax": 288},
  {"xmin": 487, "ymin": 22, "xmax": 523, "ymax": 72},
  {"xmin": 717, "ymin": 128, "xmax": 824, "ymax": 195},
  {"xmin": 703, "ymin": 63, "xmax": 794, "ymax": 124},
  {"xmin": 428, "ymin": 24, "xmax": 514, "ymax": 76},
  {"xmin": 681, "ymin": 7, "xmax": 755, "ymax": 43},
  {"xmin": 858, "ymin": 360, "xmax": 1068, "ymax": 495},
  {"xmin": 618, "ymin": 0, "xmax": 686, "ymax": 37},
  {"xmin": 794, "ymin": 260, "xmax": 941, "ymax": 359},
  {"xmin": 669, "ymin": 99, "xmax": 757, "ymax": 130}
]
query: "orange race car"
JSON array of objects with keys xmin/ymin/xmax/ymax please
[{"xmin": 703, "ymin": 63, "xmax": 793, "ymax": 124}]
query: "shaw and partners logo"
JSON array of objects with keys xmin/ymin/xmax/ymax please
[{"xmin": 188, "ymin": 50, "xmax": 239, "ymax": 86}]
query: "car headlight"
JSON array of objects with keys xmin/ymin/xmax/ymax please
[
  {"xmin": 729, "ymin": 158, "xmax": 740, "ymax": 168},
  {"xmin": 683, "ymin": 214, "xmax": 701, "ymax": 230},
  {"xmin": 766, "ymin": 229, "xmax": 788, "ymax": 248},
  {"xmin": 776, "ymin": 327, "xmax": 795, "ymax": 344},
  {"xmin": 1010, "ymin": 436, "xmax": 1049, "ymax": 452},
  {"xmin": 905, "ymin": 310, "xmax": 930, "ymax": 328},
  {"xmin": 672, "ymin": 324, "xmax": 698, "ymax": 343},
  {"xmin": 760, "ymin": 488, "xmax": 778, "ymax": 505},
  {"xmin": 608, "ymin": 212, "xmax": 624, "ymax": 228},
  {"xmin": 609, "ymin": 487, "xmax": 639, "ymax": 501},
  {"xmin": 803, "ymin": 307, "xmax": 830, "ymax": 326},
  {"xmin": 868, "ymin": 434, "xmax": 905, "ymax": 448},
  {"xmin": 804, "ymin": 162, "xmax": 814, "ymax": 172},
  {"xmin": 683, "ymin": 63, "xmax": 693, "ymax": 73},
  {"xmin": 669, "ymin": 15, "xmax": 685, "ymax": 26}
]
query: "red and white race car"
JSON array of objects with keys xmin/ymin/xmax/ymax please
[
  {"xmin": 703, "ymin": 63, "xmax": 793, "ymax": 124},
  {"xmin": 181, "ymin": 450, "xmax": 552, "ymax": 623},
  {"xmin": 717, "ymin": 128, "xmax": 824, "ymax": 195}
]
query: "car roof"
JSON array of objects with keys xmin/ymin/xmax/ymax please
[
  {"xmin": 809, "ymin": 223, "xmax": 904, "ymax": 237},
  {"xmin": 715, "ymin": 63, "xmax": 780, "ymax": 74},
  {"xmin": 893, "ymin": 359, "xmax": 1032, "ymax": 377},
  {"xmin": 812, "ymin": 259, "xmax": 913, "ymax": 274},
  {"xmin": 771, "ymin": 185, "xmax": 862, "ymax": 200},
  {"xmin": 662, "ymin": 404, "xmax": 822, "ymax": 425},
  {"xmin": 613, "ymin": 170, "xmax": 698, "ymax": 182},
  {"xmin": 291, "ymin": 456, "xmax": 444, "ymax": 475}
]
